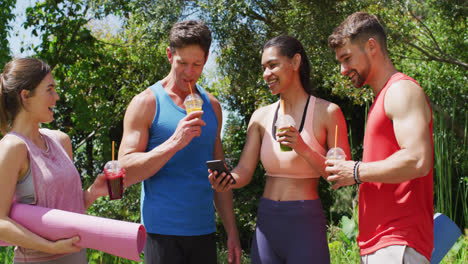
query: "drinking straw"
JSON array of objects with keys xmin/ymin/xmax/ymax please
[
  {"xmin": 112, "ymin": 141, "xmax": 115, "ymax": 161},
  {"xmin": 188, "ymin": 82, "xmax": 195, "ymax": 109},
  {"xmin": 188, "ymin": 82, "xmax": 194, "ymax": 96},
  {"xmin": 334, "ymin": 125, "xmax": 338, "ymax": 159},
  {"xmin": 281, "ymin": 99, "xmax": 285, "ymax": 115}
]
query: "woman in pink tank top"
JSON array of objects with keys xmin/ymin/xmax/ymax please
[
  {"xmin": 208, "ymin": 36, "xmax": 351, "ymax": 264},
  {"xmin": 0, "ymin": 58, "xmax": 111, "ymax": 263}
]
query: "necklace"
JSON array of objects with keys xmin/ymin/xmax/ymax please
[{"xmin": 39, "ymin": 132, "xmax": 50, "ymax": 153}]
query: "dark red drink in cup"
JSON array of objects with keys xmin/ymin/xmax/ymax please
[{"xmin": 104, "ymin": 160, "xmax": 125, "ymax": 200}]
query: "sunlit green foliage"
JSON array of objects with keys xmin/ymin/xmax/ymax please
[
  {"xmin": 0, "ymin": 0, "xmax": 15, "ymax": 66},
  {"xmin": 0, "ymin": 0, "xmax": 466, "ymax": 263}
]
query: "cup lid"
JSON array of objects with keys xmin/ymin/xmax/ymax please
[
  {"xmin": 275, "ymin": 114, "xmax": 296, "ymax": 126},
  {"xmin": 184, "ymin": 93, "xmax": 203, "ymax": 102},
  {"xmin": 104, "ymin": 160, "xmax": 122, "ymax": 172},
  {"xmin": 326, "ymin": 147, "xmax": 346, "ymax": 159}
]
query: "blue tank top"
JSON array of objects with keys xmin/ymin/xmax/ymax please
[{"xmin": 142, "ymin": 81, "xmax": 218, "ymax": 236}]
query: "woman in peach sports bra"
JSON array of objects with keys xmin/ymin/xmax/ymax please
[
  {"xmin": 209, "ymin": 35, "xmax": 351, "ymax": 264},
  {"xmin": 0, "ymin": 58, "xmax": 112, "ymax": 264}
]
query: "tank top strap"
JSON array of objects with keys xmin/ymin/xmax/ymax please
[
  {"xmin": 377, "ymin": 72, "xmax": 417, "ymax": 100},
  {"xmin": 7, "ymin": 129, "xmax": 65, "ymax": 158},
  {"xmin": 39, "ymin": 128, "xmax": 72, "ymax": 161},
  {"xmin": 7, "ymin": 131, "xmax": 43, "ymax": 156},
  {"xmin": 302, "ymin": 96, "xmax": 326, "ymax": 155}
]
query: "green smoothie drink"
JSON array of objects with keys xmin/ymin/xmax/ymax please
[{"xmin": 276, "ymin": 114, "xmax": 296, "ymax": 152}]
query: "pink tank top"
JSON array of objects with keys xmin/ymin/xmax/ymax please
[
  {"xmin": 9, "ymin": 129, "xmax": 85, "ymax": 263},
  {"xmin": 260, "ymin": 96, "xmax": 326, "ymax": 178}
]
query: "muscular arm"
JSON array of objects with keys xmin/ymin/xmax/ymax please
[
  {"xmin": 118, "ymin": 89, "xmax": 175, "ymax": 187},
  {"xmin": 118, "ymin": 89, "xmax": 205, "ymax": 187},
  {"xmin": 359, "ymin": 80, "xmax": 433, "ymax": 183},
  {"xmin": 209, "ymin": 94, "xmax": 242, "ymax": 263}
]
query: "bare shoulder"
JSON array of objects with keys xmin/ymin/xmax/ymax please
[
  {"xmin": 387, "ymin": 79, "xmax": 425, "ymax": 97},
  {"xmin": 48, "ymin": 130, "xmax": 73, "ymax": 158},
  {"xmin": 131, "ymin": 88, "xmax": 156, "ymax": 110},
  {"xmin": 51, "ymin": 130, "xmax": 71, "ymax": 144},
  {"xmin": 253, "ymin": 103, "xmax": 274, "ymax": 119},
  {"xmin": 250, "ymin": 103, "xmax": 275, "ymax": 127},
  {"xmin": 0, "ymin": 135, "xmax": 29, "ymax": 189},
  {"xmin": 315, "ymin": 97, "xmax": 342, "ymax": 117},
  {"xmin": 125, "ymin": 88, "xmax": 156, "ymax": 125},
  {"xmin": 205, "ymin": 91, "xmax": 222, "ymax": 113},
  {"xmin": 0, "ymin": 135, "xmax": 29, "ymax": 167},
  {"xmin": 0, "ymin": 135, "xmax": 28, "ymax": 156},
  {"xmin": 385, "ymin": 79, "xmax": 430, "ymax": 120},
  {"xmin": 205, "ymin": 91, "xmax": 220, "ymax": 106}
]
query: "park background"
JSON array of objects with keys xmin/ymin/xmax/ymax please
[{"xmin": 0, "ymin": 0, "xmax": 466, "ymax": 263}]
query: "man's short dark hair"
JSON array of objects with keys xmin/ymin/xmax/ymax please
[
  {"xmin": 328, "ymin": 12, "xmax": 388, "ymax": 54},
  {"xmin": 169, "ymin": 20, "xmax": 212, "ymax": 58}
]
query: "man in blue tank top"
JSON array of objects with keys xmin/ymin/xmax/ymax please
[{"xmin": 118, "ymin": 20, "xmax": 241, "ymax": 264}]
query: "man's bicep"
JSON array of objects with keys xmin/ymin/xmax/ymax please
[
  {"xmin": 119, "ymin": 95, "xmax": 153, "ymax": 157},
  {"xmin": 393, "ymin": 111, "xmax": 430, "ymax": 150},
  {"xmin": 120, "ymin": 123, "xmax": 149, "ymax": 156},
  {"xmin": 388, "ymin": 83, "xmax": 432, "ymax": 157}
]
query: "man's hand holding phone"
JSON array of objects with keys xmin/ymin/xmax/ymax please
[{"xmin": 207, "ymin": 160, "xmax": 236, "ymax": 192}]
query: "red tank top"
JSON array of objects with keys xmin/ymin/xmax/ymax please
[{"xmin": 358, "ymin": 72, "xmax": 433, "ymax": 260}]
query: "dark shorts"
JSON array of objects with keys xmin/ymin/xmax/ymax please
[
  {"xmin": 144, "ymin": 232, "xmax": 217, "ymax": 264},
  {"xmin": 251, "ymin": 197, "xmax": 330, "ymax": 264}
]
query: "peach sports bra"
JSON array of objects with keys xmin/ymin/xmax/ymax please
[{"xmin": 260, "ymin": 96, "xmax": 326, "ymax": 178}]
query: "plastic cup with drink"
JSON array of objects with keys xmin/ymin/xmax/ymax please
[
  {"xmin": 184, "ymin": 93, "xmax": 203, "ymax": 117},
  {"xmin": 104, "ymin": 160, "xmax": 125, "ymax": 200},
  {"xmin": 326, "ymin": 147, "xmax": 346, "ymax": 160},
  {"xmin": 276, "ymin": 114, "xmax": 296, "ymax": 152}
]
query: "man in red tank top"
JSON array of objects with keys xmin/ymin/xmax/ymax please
[{"xmin": 325, "ymin": 12, "xmax": 434, "ymax": 263}]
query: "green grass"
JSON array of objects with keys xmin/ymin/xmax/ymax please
[
  {"xmin": 433, "ymin": 110, "xmax": 468, "ymax": 229},
  {"xmin": 0, "ymin": 246, "xmax": 13, "ymax": 264},
  {"xmin": 439, "ymin": 230, "xmax": 468, "ymax": 264},
  {"xmin": 216, "ymin": 248, "xmax": 251, "ymax": 264}
]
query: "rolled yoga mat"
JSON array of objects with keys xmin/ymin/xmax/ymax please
[{"xmin": 0, "ymin": 203, "xmax": 146, "ymax": 261}]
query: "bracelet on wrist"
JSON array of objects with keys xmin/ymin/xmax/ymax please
[{"xmin": 353, "ymin": 161, "xmax": 362, "ymax": 185}]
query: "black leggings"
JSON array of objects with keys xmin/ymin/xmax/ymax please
[
  {"xmin": 144, "ymin": 232, "xmax": 217, "ymax": 264},
  {"xmin": 251, "ymin": 197, "xmax": 330, "ymax": 264}
]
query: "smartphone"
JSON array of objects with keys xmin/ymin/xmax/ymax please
[{"xmin": 206, "ymin": 160, "xmax": 236, "ymax": 184}]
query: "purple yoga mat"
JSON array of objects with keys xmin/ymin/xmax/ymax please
[{"xmin": 0, "ymin": 203, "xmax": 145, "ymax": 261}]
